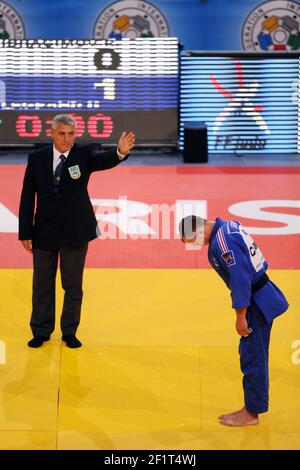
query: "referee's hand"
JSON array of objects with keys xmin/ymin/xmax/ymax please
[
  {"xmin": 118, "ymin": 131, "xmax": 135, "ymax": 155},
  {"xmin": 21, "ymin": 240, "xmax": 33, "ymax": 254}
]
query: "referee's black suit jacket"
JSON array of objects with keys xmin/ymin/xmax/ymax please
[{"xmin": 19, "ymin": 143, "xmax": 127, "ymax": 251}]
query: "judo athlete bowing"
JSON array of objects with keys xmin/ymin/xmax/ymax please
[{"xmin": 179, "ymin": 215, "xmax": 288, "ymax": 427}]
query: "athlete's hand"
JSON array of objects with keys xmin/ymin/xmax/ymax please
[
  {"xmin": 236, "ymin": 316, "xmax": 253, "ymax": 337},
  {"xmin": 235, "ymin": 307, "xmax": 253, "ymax": 337}
]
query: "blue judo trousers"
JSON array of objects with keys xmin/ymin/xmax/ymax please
[{"xmin": 208, "ymin": 218, "xmax": 289, "ymax": 414}]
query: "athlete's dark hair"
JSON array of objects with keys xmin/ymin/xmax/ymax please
[{"xmin": 179, "ymin": 215, "xmax": 206, "ymax": 242}]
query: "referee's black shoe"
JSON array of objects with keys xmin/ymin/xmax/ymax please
[
  {"xmin": 28, "ymin": 335, "xmax": 50, "ymax": 348},
  {"xmin": 62, "ymin": 335, "xmax": 82, "ymax": 348}
]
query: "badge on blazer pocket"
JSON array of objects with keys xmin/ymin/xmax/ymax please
[{"xmin": 68, "ymin": 165, "xmax": 81, "ymax": 179}]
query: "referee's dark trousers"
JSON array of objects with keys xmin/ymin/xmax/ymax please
[{"xmin": 31, "ymin": 238, "xmax": 88, "ymax": 338}]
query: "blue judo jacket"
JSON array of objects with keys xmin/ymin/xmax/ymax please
[{"xmin": 208, "ymin": 218, "xmax": 288, "ymax": 323}]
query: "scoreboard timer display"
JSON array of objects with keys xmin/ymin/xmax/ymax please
[{"xmin": 0, "ymin": 38, "xmax": 179, "ymax": 146}]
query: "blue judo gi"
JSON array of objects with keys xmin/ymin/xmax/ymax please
[{"xmin": 208, "ymin": 217, "xmax": 288, "ymax": 414}]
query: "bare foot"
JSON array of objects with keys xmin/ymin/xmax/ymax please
[
  {"xmin": 219, "ymin": 406, "xmax": 245, "ymax": 420},
  {"xmin": 219, "ymin": 408, "xmax": 259, "ymax": 427}
]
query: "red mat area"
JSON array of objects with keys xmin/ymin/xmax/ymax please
[{"xmin": 0, "ymin": 165, "xmax": 299, "ymax": 269}]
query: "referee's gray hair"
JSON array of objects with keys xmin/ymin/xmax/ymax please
[{"xmin": 52, "ymin": 114, "xmax": 77, "ymax": 129}]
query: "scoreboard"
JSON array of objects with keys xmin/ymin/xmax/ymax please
[{"xmin": 0, "ymin": 38, "xmax": 179, "ymax": 145}]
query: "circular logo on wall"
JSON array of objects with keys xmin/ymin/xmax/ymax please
[
  {"xmin": 0, "ymin": 1, "xmax": 25, "ymax": 39},
  {"xmin": 242, "ymin": 0, "xmax": 300, "ymax": 51},
  {"xmin": 93, "ymin": 0, "xmax": 170, "ymax": 39}
]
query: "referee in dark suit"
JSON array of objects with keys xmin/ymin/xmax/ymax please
[{"xmin": 19, "ymin": 114, "xmax": 135, "ymax": 348}]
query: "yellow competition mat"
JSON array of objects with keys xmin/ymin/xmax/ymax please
[{"xmin": 0, "ymin": 268, "xmax": 299, "ymax": 450}]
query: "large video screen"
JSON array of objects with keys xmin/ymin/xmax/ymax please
[
  {"xmin": 180, "ymin": 53, "xmax": 300, "ymax": 153},
  {"xmin": 0, "ymin": 38, "xmax": 178, "ymax": 145}
]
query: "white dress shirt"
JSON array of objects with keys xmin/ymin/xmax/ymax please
[
  {"xmin": 53, "ymin": 146, "xmax": 71, "ymax": 173},
  {"xmin": 53, "ymin": 145, "xmax": 126, "ymax": 173}
]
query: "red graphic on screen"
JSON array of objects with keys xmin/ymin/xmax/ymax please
[{"xmin": 210, "ymin": 61, "xmax": 270, "ymax": 135}]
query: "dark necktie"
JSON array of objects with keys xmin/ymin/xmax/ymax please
[{"xmin": 53, "ymin": 154, "xmax": 66, "ymax": 193}]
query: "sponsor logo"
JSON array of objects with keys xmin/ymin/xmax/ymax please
[
  {"xmin": 0, "ymin": 1, "xmax": 25, "ymax": 39},
  {"xmin": 93, "ymin": 0, "xmax": 170, "ymax": 39},
  {"xmin": 242, "ymin": 0, "xmax": 300, "ymax": 51}
]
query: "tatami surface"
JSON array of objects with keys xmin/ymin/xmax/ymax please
[
  {"xmin": 0, "ymin": 268, "xmax": 299, "ymax": 450},
  {"xmin": 0, "ymin": 162, "xmax": 299, "ymax": 449}
]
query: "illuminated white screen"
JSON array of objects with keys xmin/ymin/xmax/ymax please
[{"xmin": 180, "ymin": 53, "xmax": 300, "ymax": 154}]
